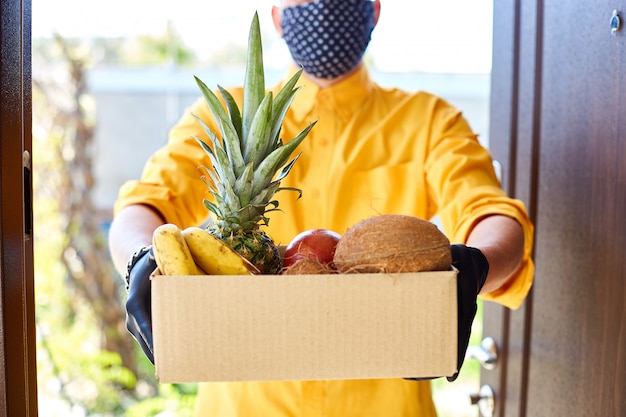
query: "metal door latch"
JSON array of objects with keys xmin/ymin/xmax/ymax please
[
  {"xmin": 465, "ymin": 336, "xmax": 498, "ymax": 370},
  {"xmin": 469, "ymin": 384, "xmax": 495, "ymax": 417},
  {"xmin": 23, "ymin": 150, "xmax": 32, "ymax": 238}
]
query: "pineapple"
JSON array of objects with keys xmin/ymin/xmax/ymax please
[{"xmin": 192, "ymin": 12, "xmax": 315, "ymax": 274}]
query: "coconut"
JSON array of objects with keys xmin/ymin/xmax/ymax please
[
  {"xmin": 333, "ymin": 214, "xmax": 452, "ymax": 273},
  {"xmin": 282, "ymin": 258, "xmax": 336, "ymax": 275}
]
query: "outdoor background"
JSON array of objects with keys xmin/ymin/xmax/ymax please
[{"xmin": 32, "ymin": 0, "xmax": 492, "ymax": 415}]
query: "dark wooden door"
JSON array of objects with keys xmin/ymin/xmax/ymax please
[
  {"xmin": 482, "ymin": 1, "xmax": 626, "ymax": 416},
  {"xmin": 0, "ymin": 0, "xmax": 38, "ymax": 415}
]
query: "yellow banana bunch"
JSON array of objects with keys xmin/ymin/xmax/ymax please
[
  {"xmin": 152, "ymin": 223, "xmax": 259, "ymax": 276},
  {"xmin": 182, "ymin": 227, "xmax": 260, "ymax": 275},
  {"xmin": 152, "ymin": 223, "xmax": 205, "ymax": 276}
]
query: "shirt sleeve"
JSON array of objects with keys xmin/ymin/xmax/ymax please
[{"xmin": 424, "ymin": 96, "xmax": 534, "ymax": 310}]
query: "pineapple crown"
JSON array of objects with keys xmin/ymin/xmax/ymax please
[{"xmin": 192, "ymin": 12, "xmax": 316, "ymax": 232}]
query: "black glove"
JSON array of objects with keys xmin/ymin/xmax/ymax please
[
  {"xmin": 125, "ymin": 246, "xmax": 157, "ymax": 364},
  {"xmin": 405, "ymin": 244, "xmax": 488, "ymax": 382},
  {"xmin": 447, "ymin": 243, "xmax": 489, "ymax": 382}
]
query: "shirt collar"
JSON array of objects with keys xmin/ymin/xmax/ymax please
[{"xmin": 278, "ymin": 64, "xmax": 374, "ymax": 124}]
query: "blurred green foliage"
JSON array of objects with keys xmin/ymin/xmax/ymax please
[{"xmin": 33, "ymin": 122, "xmax": 198, "ymax": 416}]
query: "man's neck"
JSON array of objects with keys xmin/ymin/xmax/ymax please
[{"xmin": 301, "ymin": 63, "xmax": 363, "ymax": 89}]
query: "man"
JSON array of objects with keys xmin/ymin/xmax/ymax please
[{"xmin": 109, "ymin": 0, "xmax": 534, "ymax": 415}]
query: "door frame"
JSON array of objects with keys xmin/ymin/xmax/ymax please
[
  {"xmin": 0, "ymin": 0, "xmax": 38, "ymax": 414},
  {"xmin": 484, "ymin": 0, "xmax": 541, "ymax": 416}
]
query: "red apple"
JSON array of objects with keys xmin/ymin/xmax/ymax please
[{"xmin": 283, "ymin": 229, "xmax": 342, "ymax": 268}]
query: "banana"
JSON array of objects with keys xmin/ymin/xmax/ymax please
[
  {"xmin": 152, "ymin": 223, "xmax": 204, "ymax": 276},
  {"xmin": 182, "ymin": 227, "xmax": 260, "ymax": 275}
]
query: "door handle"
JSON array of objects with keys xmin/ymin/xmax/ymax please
[
  {"xmin": 469, "ymin": 384, "xmax": 495, "ymax": 417},
  {"xmin": 465, "ymin": 336, "xmax": 498, "ymax": 370}
]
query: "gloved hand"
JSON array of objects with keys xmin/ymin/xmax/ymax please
[
  {"xmin": 125, "ymin": 246, "xmax": 157, "ymax": 364},
  {"xmin": 405, "ymin": 244, "xmax": 489, "ymax": 382},
  {"xmin": 447, "ymin": 243, "xmax": 489, "ymax": 382}
]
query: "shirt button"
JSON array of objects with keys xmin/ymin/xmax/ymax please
[
  {"xmin": 319, "ymin": 138, "xmax": 329, "ymax": 146},
  {"xmin": 311, "ymin": 188, "xmax": 321, "ymax": 199}
]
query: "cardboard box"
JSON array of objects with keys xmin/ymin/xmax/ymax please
[{"xmin": 152, "ymin": 270, "xmax": 458, "ymax": 383}]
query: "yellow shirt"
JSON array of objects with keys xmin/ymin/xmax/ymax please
[{"xmin": 115, "ymin": 65, "xmax": 534, "ymax": 416}]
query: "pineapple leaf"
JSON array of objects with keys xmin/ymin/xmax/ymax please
[
  {"xmin": 218, "ymin": 182, "xmax": 242, "ymax": 214},
  {"xmin": 194, "ymin": 77, "xmax": 246, "ymax": 178},
  {"xmin": 275, "ymin": 121, "xmax": 316, "ymax": 168},
  {"xmin": 276, "ymin": 186, "xmax": 303, "ymax": 200},
  {"xmin": 234, "ymin": 162, "xmax": 255, "ymax": 207},
  {"xmin": 218, "ymin": 85, "xmax": 243, "ymax": 143},
  {"xmin": 250, "ymin": 181, "xmax": 280, "ymax": 205},
  {"xmin": 196, "ymin": 143, "xmax": 222, "ymax": 184},
  {"xmin": 262, "ymin": 200, "xmax": 281, "ymax": 216},
  {"xmin": 273, "ymin": 126, "xmax": 282, "ymax": 149},
  {"xmin": 273, "ymin": 69, "xmax": 302, "ymax": 112},
  {"xmin": 203, "ymin": 199, "xmax": 222, "ymax": 218},
  {"xmin": 194, "ymin": 75, "xmax": 231, "ymax": 144},
  {"xmin": 251, "ymin": 120, "xmax": 317, "ymax": 196},
  {"xmin": 213, "ymin": 145, "xmax": 238, "ymax": 186},
  {"xmin": 237, "ymin": 204, "xmax": 265, "ymax": 227},
  {"xmin": 270, "ymin": 86, "xmax": 300, "ymax": 151},
  {"xmin": 242, "ymin": 12, "xmax": 265, "ymax": 142},
  {"xmin": 243, "ymin": 92, "xmax": 273, "ymax": 164},
  {"xmin": 194, "ymin": 136, "xmax": 215, "ymax": 157},
  {"xmin": 195, "ymin": 137, "xmax": 237, "ymax": 187},
  {"xmin": 221, "ymin": 183, "xmax": 241, "ymax": 213},
  {"xmin": 217, "ymin": 113, "xmax": 246, "ymax": 178},
  {"xmin": 192, "ymin": 114, "xmax": 222, "ymax": 149},
  {"xmin": 275, "ymin": 152, "xmax": 301, "ymax": 182},
  {"xmin": 192, "ymin": 116, "xmax": 242, "ymax": 188},
  {"xmin": 198, "ymin": 164, "xmax": 220, "ymax": 190},
  {"xmin": 249, "ymin": 180, "xmax": 280, "ymax": 206},
  {"xmin": 270, "ymin": 69, "xmax": 303, "ymax": 148}
]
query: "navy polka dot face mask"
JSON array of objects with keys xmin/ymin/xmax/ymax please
[{"xmin": 281, "ymin": 0, "xmax": 376, "ymax": 79}]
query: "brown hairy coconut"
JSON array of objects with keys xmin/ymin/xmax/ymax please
[
  {"xmin": 333, "ymin": 214, "xmax": 452, "ymax": 273},
  {"xmin": 282, "ymin": 258, "xmax": 336, "ymax": 275}
]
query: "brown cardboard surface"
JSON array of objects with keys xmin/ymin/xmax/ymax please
[{"xmin": 152, "ymin": 270, "xmax": 458, "ymax": 382}]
